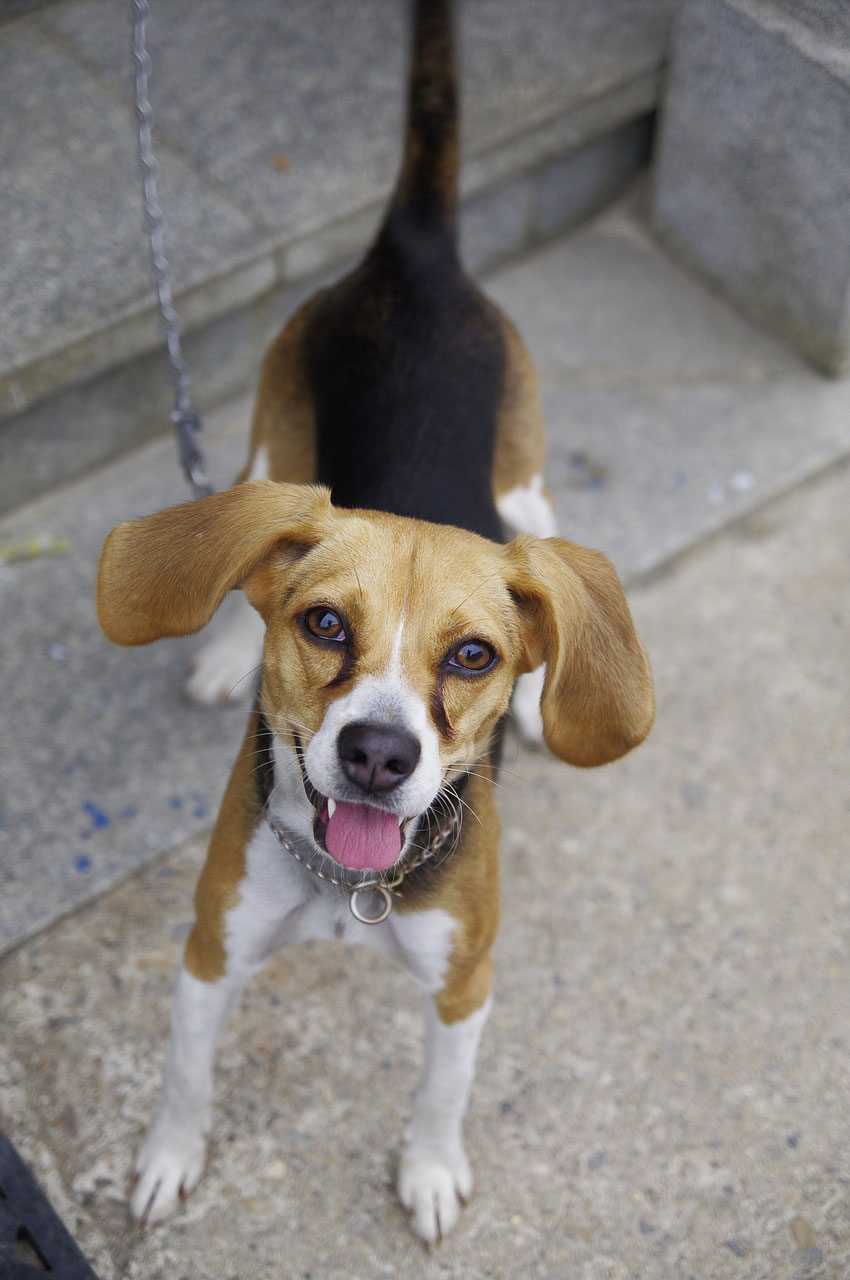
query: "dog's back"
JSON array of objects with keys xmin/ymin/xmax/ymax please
[
  {"xmin": 299, "ymin": 0, "xmax": 505, "ymax": 541},
  {"xmin": 189, "ymin": 0, "xmax": 555, "ymax": 709}
]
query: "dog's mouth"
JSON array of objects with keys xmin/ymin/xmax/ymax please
[{"xmin": 296, "ymin": 747, "xmax": 412, "ymax": 873}]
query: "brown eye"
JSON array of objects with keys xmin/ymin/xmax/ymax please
[
  {"xmin": 303, "ymin": 607, "xmax": 347, "ymax": 643},
  {"xmin": 447, "ymin": 639, "xmax": 497, "ymax": 674}
]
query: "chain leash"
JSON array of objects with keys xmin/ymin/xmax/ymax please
[{"xmin": 131, "ymin": 0, "xmax": 213, "ymax": 498}]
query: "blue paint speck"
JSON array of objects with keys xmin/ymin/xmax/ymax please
[
  {"xmin": 82, "ymin": 801, "xmax": 110, "ymax": 828},
  {"xmin": 673, "ymin": 470, "xmax": 687, "ymax": 487},
  {"xmin": 169, "ymin": 795, "xmax": 184, "ymax": 810},
  {"xmin": 75, "ymin": 855, "xmax": 92, "ymax": 873},
  {"xmin": 192, "ymin": 806, "xmax": 207, "ymax": 820},
  {"xmin": 122, "ymin": 804, "xmax": 137, "ymax": 820}
]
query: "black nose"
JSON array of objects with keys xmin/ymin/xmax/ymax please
[{"xmin": 337, "ymin": 721, "xmax": 421, "ymax": 794}]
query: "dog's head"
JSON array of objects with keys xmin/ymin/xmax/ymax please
[{"xmin": 98, "ymin": 481, "xmax": 653, "ymax": 872}]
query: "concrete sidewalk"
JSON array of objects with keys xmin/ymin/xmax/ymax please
[{"xmin": 1, "ymin": 457, "xmax": 847, "ymax": 1279}]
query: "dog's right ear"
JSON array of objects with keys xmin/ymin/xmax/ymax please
[{"xmin": 97, "ymin": 481, "xmax": 332, "ymax": 645}]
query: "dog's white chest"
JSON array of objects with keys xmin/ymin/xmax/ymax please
[{"xmin": 224, "ymin": 821, "xmax": 456, "ymax": 993}]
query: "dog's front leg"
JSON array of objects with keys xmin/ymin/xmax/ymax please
[
  {"xmin": 398, "ymin": 980, "xmax": 492, "ymax": 1243},
  {"xmin": 131, "ymin": 961, "xmax": 249, "ymax": 1224}
]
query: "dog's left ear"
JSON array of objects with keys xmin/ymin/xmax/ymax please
[
  {"xmin": 505, "ymin": 535, "xmax": 654, "ymax": 767},
  {"xmin": 97, "ymin": 480, "xmax": 331, "ymax": 645}
]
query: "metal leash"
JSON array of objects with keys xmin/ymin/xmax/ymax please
[{"xmin": 131, "ymin": 0, "xmax": 213, "ymax": 498}]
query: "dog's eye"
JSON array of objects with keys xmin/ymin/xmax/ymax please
[
  {"xmin": 447, "ymin": 639, "xmax": 497, "ymax": 673},
  {"xmin": 303, "ymin": 607, "xmax": 347, "ymax": 643}
]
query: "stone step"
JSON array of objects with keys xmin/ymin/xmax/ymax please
[
  {"xmin": 0, "ymin": 0, "xmax": 675, "ymax": 514},
  {"xmin": 653, "ymin": 0, "xmax": 850, "ymax": 374}
]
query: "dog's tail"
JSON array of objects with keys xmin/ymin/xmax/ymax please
[{"xmin": 382, "ymin": 0, "xmax": 459, "ymax": 242}]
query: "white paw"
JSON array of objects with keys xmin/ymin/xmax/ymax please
[
  {"xmin": 398, "ymin": 1142, "xmax": 472, "ymax": 1243},
  {"xmin": 185, "ymin": 635, "xmax": 256, "ymax": 705},
  {"xmin": 185, "ymin": 599, "xmax": 265, "ymax": 705},
  {"xmin": 511, "ymin": 666, "xmax": 546, "ymax": 747},
  {"xmin": 130, "ymin": 1121, "xmax": 207, "ymax": 1225}
]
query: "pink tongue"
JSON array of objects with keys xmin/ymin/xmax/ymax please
[{"xmin": 325, "ymin": 801, "xmax": 402, "ymax": 871}]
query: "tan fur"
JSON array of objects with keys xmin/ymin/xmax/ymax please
[
  {"xmin": 505, "ymin": 535, "xmax": 655, "ymax": 766},
  {"xmin": 397, "ymin": 765, "xmax": 500, "ymax": 1024},
  {"xmin": 238, "ymin": 299, "xmax": 321, "ymax": 486},
  {"xmin": 184, "ymin": 710, "xmax": 264, "ymax": 982},
  {"xmin": 492, "ymin": 316, "xmax": 548, "ymax": 500},
  {"xmin": 97, "ymin": 481, "xmax": 331, "ymax": 646},
  {"xmin": 250, "ymin": 513, "xmax": 522, "ymax": 774}
]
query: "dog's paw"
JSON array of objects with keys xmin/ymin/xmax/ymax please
[
  {"xmin": 511, "ymin": 666, "xmax": 546, "ymax": 747},
  {"xmin": 398, "ymin": 1142, "xmax": 472, "ymax": 1244},
  {"xmin": 185, "ymin": 634, "xmax": 258, "ymax": 705},
  {"xmin": 130, "ymin": 1123, "xmax": 207, "ymax": 1225}
]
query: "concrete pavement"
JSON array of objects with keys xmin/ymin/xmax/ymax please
[{"xmin": 1, "ymin": 455, "xmax": 847, "ymax": 1278}]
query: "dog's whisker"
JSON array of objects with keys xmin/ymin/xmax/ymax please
[
  {"xmin": 223, "ymin": 662, "xmax": 263, "ymax": 700},
  {"xmin": 446, "ymin": 570, "xmax": 506, "ymax": 622}
]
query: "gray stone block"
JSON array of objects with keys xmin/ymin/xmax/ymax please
[
  {"xmin": 0, "ymin": 0, "xmax": 678, "ymax": 510},
  {"xmin": 460, "ymin": 173, "xmax": 534, "ymax": 274},
  {"xmin": 45, "ymin": 0, "xmax": 678, "ymax": 236},
  {"xmin": 0, "ymin": 22, "xmax": 270, "ymax": 419},
  {"xmin": 534, "ymin": 115, "xmax": 653, "ymax": 239},
  {"xmin": 0, "ymin": 267, "xmax": 342, "ymax": 514},
  {"xmin": 653, "ymin": 0, "xmax": 850, "ymax": 374}
]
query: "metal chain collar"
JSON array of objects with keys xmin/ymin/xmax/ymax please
[
  {"xmin": 131, "ymin": 0, "xmax": 213, "ymax": 499},
  {"xmin": 266, "ymin": 803, "xmax": 463, "ymax": 925}
]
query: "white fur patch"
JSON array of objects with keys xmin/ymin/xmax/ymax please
[
  {"xmin": 185, "ymin": 593, "xmax": 265, "ymax": 705},
  {"xmin": 496, "ymin": 480, "xmax": 554, "ymax": 748},
  {"xmin": 246, "ymin": 444, "xmax": 269, "ymax": 482},
  {"xmin": 398, "ymin": 996, "xmax": 492, "ymax": 1242},
  {"xmin": 390, "ymin": 907, "xmax": 457, "ymax": 993},
  {"xmin": 304, "ymin": 636, "xmax": 443, "ymax": 827},
  {"xmin": 497, "ymin": 473, "xmax": 558, "ymax": 539},
  {"xmin": 131, "ymin": 968, "xmax": 237, "ymax": 1223},
  {"xmin": 183, "ymin": 446, "xmax": 270, "ymax": 705},
  {"xmin": 512, "ymin": 664, "xmax": 546, "ymax": 746}
]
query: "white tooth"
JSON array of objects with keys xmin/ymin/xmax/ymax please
[{"xmin": 327, "ymin": 798, "xmax": 337, "ymax": 819}]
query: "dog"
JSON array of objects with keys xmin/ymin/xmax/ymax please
[{"xmin": 96, "ymin": 0, "xmax": 654, "ymax": 1245}]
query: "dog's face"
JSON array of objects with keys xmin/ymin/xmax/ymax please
[
  {"xmin": 97, "ymin": 480, "xmax": 654, "ymax": 871},
  {"xmin": 243, "ymin": 513, "xmax": 524, "ymax": 870}
]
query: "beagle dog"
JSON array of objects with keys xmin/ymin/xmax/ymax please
[{"xmin": 96, "ymin": 0, "xmax": 653, "ymax": 1245}]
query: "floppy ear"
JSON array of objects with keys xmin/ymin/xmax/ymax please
[
  {"xmin": 97, "ymin": 480, "xmax": 331, "ymax": 645},
  {"xmin": 505, "ymin": 535, "xmax": 654, "ymax": 767}
]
